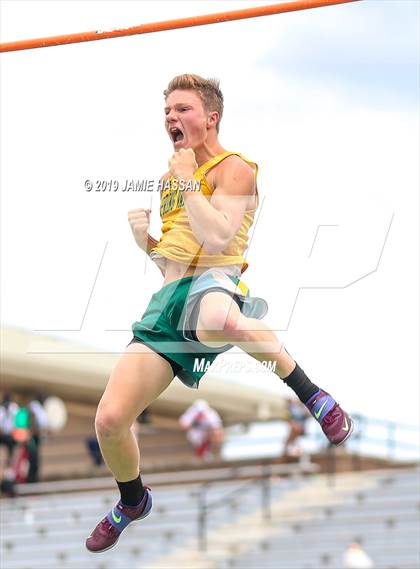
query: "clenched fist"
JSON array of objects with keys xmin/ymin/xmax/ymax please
[
  {"xmin": 168, "ymin": 148, "xmax": 198, "ymax": 181},
  {"xmin": 128, "ymin": 208, "xmax": 151, "ymax": 251}
]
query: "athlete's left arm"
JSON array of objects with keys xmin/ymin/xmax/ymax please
[{"xmin": 179, "ymin": 155, "xmax": 255, "ymax": 254}]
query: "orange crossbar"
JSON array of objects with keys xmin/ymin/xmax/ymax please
[{"xmin": 0, "ymin": 0, "xmax": 360, "ymax": 53}]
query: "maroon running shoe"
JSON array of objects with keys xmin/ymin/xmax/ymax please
[
  {"xmin": 306, "ymin": 390, "xmax": 354, "ymax": 445},
  {"xmin": 85, "ymin": 487, "xmax": 152, "ymax": 553}
]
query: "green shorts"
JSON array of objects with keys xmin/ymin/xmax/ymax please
[{"xmin": 132, "ymin": 275, "xmax": 261, "ymax": 388}]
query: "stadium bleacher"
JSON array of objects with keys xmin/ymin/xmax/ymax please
[{"xmin": 1, "ymin": 466, "xmax": 419, "ymax": 569}]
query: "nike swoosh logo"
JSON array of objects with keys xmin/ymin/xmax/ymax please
[
  {"xmin": 112, "ymin": 509, "xmax": 122, "ymax": 523},
  {"xmin": 342, "ymin": 417, "xmax": 349, "ymax": 432},
  {"xmin": 314, "ymin": 401, "xmax": 327, "ymax": 420}
]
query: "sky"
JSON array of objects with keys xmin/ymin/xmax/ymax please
[{"xmin": 1, "ymin": 1, "xmax": 419, "ymax": 434}]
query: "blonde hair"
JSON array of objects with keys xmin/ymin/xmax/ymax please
[{"xmin": 164, "ymin": 74, "xmax": 224, "ymax": 132}]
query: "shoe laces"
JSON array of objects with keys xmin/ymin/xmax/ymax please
[{"xmin": 98, "ymin": 517, "xmax": 119, "ymax": 535}]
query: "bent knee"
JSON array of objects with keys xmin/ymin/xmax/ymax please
[
  {"xmin": 198, "ymin": 311, "xmax": 250, "ymax": 344},
  {"xmin": 95, "ymin": 408, "xmax": 129, "ymax": 440},
  {"xmin": 198, "ymin": 303, "xmax": 243, "ymax": 334}
]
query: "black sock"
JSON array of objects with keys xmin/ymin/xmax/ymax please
[
  {"xmin": 116, "ymin": 474, "xmax": 145, "ymax": 507},
  {"xmin": 282, "ymin": 363, "xmax": 319, "ymax": 404}
]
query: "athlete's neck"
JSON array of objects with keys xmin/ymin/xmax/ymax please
[{"xmin": 194, "ymin": 140, "xmax": 225, "ymax": 167}]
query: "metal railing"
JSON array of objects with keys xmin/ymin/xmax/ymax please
[
  {"xmin": 196, "ymin": 460, "xmax": 316, "ymax": 551},
  {"xmin": 193, "ymin": 412, "xmax": 419, "ymax": 548}
]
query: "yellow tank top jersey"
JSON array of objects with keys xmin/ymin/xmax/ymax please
[{"xmin": 151, "ymin": 151, "xmax": 259, "ymax": 273}]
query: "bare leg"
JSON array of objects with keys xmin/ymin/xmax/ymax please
[
  {"xmin": 95, "ymin": 343, "xmax": 174, "ymax": 482},
  {"xmin": 196, "ymin": 292, "xmax": 295, "ymax": 378},
  {"xmin": 195, "ymin": 291, "xmax": 354, "ymax": 448}
]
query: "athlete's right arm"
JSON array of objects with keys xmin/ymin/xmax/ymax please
[{"xmin": 127, "ymin": 208, "xmax": 158, "ymax": 255}]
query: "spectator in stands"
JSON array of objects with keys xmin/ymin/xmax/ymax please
[
  {"xmin": 28, "ymin": 394, "xmax": 49, "ymax": 437},
  {"xmin": 12, "ymin": 398, "xmax": 39, "ymax": 483},
  {"xmin": 343, "ymin": 540, "xmax": 374, "ymax": 568},
  {"xmin": 0, "ymin": 392, "xmax": 18, "ymax": 467},
  {"xmin": 86, "ymin": 435, "xmax": 104, "ymax": 467},
  {"xmin": 10, "ymin": 394, "xmax": 49, "ymax": 483},
  {"xmin": 27, "ymin": 393, "xmax": 49, "ymax": 482},
  {"xmin": 179, "ymin": 399, "xmax": 224, "ymax": 460},
  {"xmin": 282, "ymin": 398, "xmax": 310, "ymax": 457}
]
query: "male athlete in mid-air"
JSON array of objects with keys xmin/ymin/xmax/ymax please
[{"xmin": 86, "ymin": 74, "xmax": 353, "ymax": 553}]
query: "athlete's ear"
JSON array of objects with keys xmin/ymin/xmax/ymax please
[{"xmin": 207, "ymin": 111, "xmax": 219, "ymax": 129}]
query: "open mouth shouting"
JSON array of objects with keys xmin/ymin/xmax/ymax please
[{"xmin": 169, "ymin": 126, "xmax": 185, "ymax": 147}]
